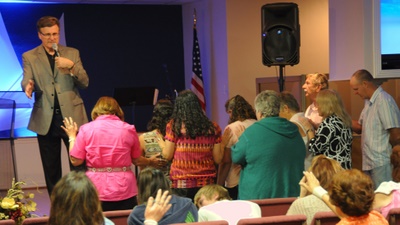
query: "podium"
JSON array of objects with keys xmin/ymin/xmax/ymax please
[
  {"xmin": 0, "ymin": 98, "xmax": 17, "ymax": 189},
  {"xmin": 0, "ymin": 91, "xmax": 36, "ymax": 189},
  {"xmin": 113, "ymin": 87, "xmax": 158, "ymax": 132}
]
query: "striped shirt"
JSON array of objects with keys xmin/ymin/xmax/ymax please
[{"xmin": 359, "ymin": 86, "xmax": 400, "ymax": 170}]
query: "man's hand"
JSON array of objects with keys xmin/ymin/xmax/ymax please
[
  {"xmin": 55, "ymin": 56, "xmax": 74, "ymax": 74},
  {"xmin": 24, "ymin": 79, "xmax": 34, "ymax": 99}
]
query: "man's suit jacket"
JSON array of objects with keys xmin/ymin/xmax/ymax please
[{"xmin": 21, "ymin": 44, "xmax": 89, "ymax": 135}]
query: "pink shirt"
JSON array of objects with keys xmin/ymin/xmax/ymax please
[
  {"xmin": 198, "ymin": 200, "xmax": 261, "ymax": 225},
  {"xmin": 70, "ymin": 115, "xmax": 141, "ymax": 201},
  {"xmin": 381, "ymin": 190, "xmax": 400, "ymax": 218}
]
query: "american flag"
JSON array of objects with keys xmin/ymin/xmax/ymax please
[{"xmin": 190, "ymin": 26, "xmax": 206, "ymax": 111}]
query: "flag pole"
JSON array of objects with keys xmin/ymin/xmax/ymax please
[{"xmin": 193, "ymin": 8, "xmax": 197, "ymax": 28}]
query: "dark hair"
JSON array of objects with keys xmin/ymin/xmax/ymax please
[
  {"xmin": 36, "ymin": 16, "xmax": 59, "ymax": 32},
  {"xmin": 279, "ymin": 91, "xmax": 300, "ymax": 112},
  {"xmin": 137, "ymin": 167, "xmax": 171, "ymax": 205},
  {"xmin": 49, "ymin": 171, "xmax": 104, "ymax": 225},
  {"xmin": 225, "ymin": 95, "xmax": 256, "ymax": 124},
  {"xmin": 91, "ymin": 96, "xmax": 124, "ymax": 121},
  {"xmin": 170, "ymin": 90, "xmax": 216, "ymax": 139},
  {"xmin": 329, "ymin": 169, "xmax": 374, "ymax": 217},
  {"xmin": 147, "ymin": 99, "xmax": 173, "ymax": 136}
]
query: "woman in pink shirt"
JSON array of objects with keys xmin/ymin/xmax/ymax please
[{"xmin": 62, "ymin": 96, "xmax": 161, "ymax": 211}]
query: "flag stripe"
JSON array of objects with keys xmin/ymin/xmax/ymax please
[
  {"xmin": 190, "ymin": 26, "xmax": 206, "ymax": 111},
  {"xmin": 191, "ymin": 73, "xmax": 204, "ymax": 95}
]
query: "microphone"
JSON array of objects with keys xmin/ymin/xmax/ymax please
[{"xmin": 52, "ymin": 43, "xmax": 60, "ymax": 57}]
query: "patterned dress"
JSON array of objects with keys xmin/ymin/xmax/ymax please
[
  {"xmin": 165, "ymin": 121, "xmax": 222, "ymax": 188},
  {"xmin": 309, "ymin": 114, "xmax": 352, "ymax": 169}
]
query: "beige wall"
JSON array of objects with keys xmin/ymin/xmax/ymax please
[
  {"xmin": 182, "ymin": 0, "xmax": 329, "ymax": 128},
  {"xmin": 226, "ymin": 0, "xmax": 329, "ymax": 111},
  {"xmin": 181, "ymin": 0, "xmax": 400, "ymax": 127}
]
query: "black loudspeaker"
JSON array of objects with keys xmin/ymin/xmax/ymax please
[{"xmin": 262, "ymin": 3, "xmax": 300, "ymax": 66}]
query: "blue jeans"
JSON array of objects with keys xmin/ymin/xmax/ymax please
[{"xmin": 364, "ymin": 164, "xmax": 392, "ymax": 188}]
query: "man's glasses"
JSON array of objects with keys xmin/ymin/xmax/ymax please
[{"xmin": 39, "ymin": 32, "xmax": 59, "ymax": 38}]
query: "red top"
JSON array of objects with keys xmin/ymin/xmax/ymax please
[{"xmin": 165, "ymin": 121, "xmax": 221, "ymax": 188}]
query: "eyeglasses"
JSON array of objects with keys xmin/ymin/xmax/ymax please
[{"xmin": 39, "ymin": 32, "xmax": 59, "ymax": 38}]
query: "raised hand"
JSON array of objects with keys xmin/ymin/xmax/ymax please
[
  {"xmin": 299, "ymin": 171, "xmax": 321, "ymax": 194},
  {"xmin": 61, "ymin": 117, "xmax": 78, "ymax": 139},
  {"xmin": 144, "ymin": 189, "xmax": 172, "ymax": 222}
]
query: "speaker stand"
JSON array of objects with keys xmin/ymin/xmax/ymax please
[{"xmin": 278, "ymin": 65, "xmax": 285, "ymax": 92}]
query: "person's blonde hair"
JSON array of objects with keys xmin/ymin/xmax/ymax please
[
  {"xmin": 308, "ymin": 155, "xmax": 344, "ymax": 190},
  {"xmin": 306, "ymin": 73, "xmax": 329, "ymax": 90},
  {"xmin": 91, "ymin": 96, "xmax": 124, "ymax": 121},
  {"xmin": 194, "ymin": 184, "xmax": 232, "ymax": 208},
  {"xmin": 316, "ymin": 89, "xmax": 352, "ymax": 128}
]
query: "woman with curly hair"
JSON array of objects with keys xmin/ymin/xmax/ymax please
[
  {"xmin": 217, "ymin": 95, "xmax": 257, "ymax": 199},
  {"xmin": 162, "ymin": 90, "xmax": 222, "ymax": 201},
  {"xmin": 301, "ymin": 169, "xmax": 388, "ymax": 224},
  {"xmin": 138, "ymin": 99, "xmax": 173, "ymax": 177}
]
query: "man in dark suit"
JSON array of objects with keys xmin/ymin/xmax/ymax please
[{"xmin": 21, "ymin": 16, "xmax": 89, "ymax": 195}]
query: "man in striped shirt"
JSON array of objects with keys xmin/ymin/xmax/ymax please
[{"xmin": 350, "ymin": 69, "xmax": 400, "ymax": 188}]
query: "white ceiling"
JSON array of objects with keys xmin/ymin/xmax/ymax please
[{"xmin": 5, "ymin": 0, "xmax": 196, "ymax": 4}]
